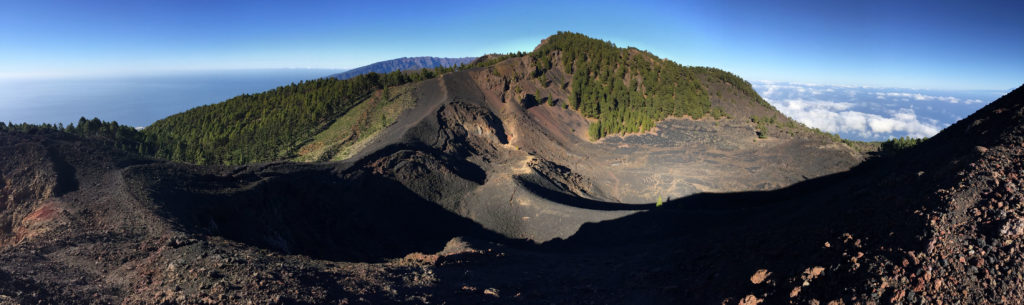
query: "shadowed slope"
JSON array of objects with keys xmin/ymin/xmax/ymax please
[{"xmin": 124, "ymin": 160, "xmax": 510, "ymax": 263}]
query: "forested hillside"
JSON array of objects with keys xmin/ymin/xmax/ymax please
[
  {"xmin": 531, "ymin": 31, "xmax": 770, "ymax": 139},
  {"xmin": 141, "ymin": 68, "xmax": 450, "ymax": 165}
]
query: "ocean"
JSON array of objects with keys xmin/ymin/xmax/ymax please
[{"xmin": 0, "ymin": 69, "xmax": 341, "ymax": 128}]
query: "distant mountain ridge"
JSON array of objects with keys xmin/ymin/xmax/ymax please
[{"xmin": 330, "ymin": 56, "xmax": 477, "ymax": 79}]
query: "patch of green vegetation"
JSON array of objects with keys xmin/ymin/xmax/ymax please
[
  {"xmin": 468, "ymin": 52, "xmax": 527, "ymax": 71},
  {"xmin": 807, "ymin": 127, "xmax": 842, "ymax": 143},
  {"xmin": 881, "ymin": 136, "xmax": 927, "ymax": 152},
  {"xmin": 294, "ymin": 84, "xmax": 416, "ymax": 162},
  {"xmin": 656, "ymin": 195, "xmax": 663, "ymax": 207},
  {"xmin": 749, "ymin": 115, "xmax": 777, "ymax": 125},
  {"xmin": 588, "ymin": 120, "xmax": 602, "ymax": 140},
  {"xmin": 827, "ymin": 132, "xmax": 842, "ymax": 143},
  {"xmin": 801, "ymin": 127, "xmax": 883, "ymax": 153},
  {"xmin": 844, "ymin": 139, "xmax": 882, "ymax": 154},
  {"xmin": 750, "ymin": 115, "xmax": 778, "ymax": 138},
  {"xmin": 710, "ymin": 107, "xmax": 728, "ymax": 120}
]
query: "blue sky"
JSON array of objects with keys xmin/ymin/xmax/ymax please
[{"xmin": 1, "ymin": 0, "xmax": 1021, "ymax": 90}]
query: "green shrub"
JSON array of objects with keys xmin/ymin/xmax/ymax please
[{"xmin": 881, "ymin": 136, "xmax": 927, "ymax": 152}]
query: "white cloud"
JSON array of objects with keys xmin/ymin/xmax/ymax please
[
  {"xmin": 751, "ymin": 81, "xmax": 993, "ymax": 140},
  {"xmin": 753, "ymin": 82, "xmax": 829, "ymax": 96},
  {"xmin": 758, "ymin": 83, "xmax": 780, "ymax": 97},
  {"xmin": 874, "ymin": 92, "xmax": 961, "ymax": 104},
  {"xmin": 769, "ymin": 98, "xmax": 941, "ymax": 139}
]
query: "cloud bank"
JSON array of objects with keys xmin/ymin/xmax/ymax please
[
  {"xmin": 774, "ymin": 99, "xmax": 941, "ymax": 139},
  {"xmin": 873, "ymin": 92, "xmax": 984, "ymax": 104},
  {"xmin": 750, "ymin": 81, "xmax": 998, "ymax": 141}
]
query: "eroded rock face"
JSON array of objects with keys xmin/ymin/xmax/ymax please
[
  {"xmin": 436, "ymin": 101, "xmax": 509, "ymax": 158},
  {"xmin": 363, "ymin": 147, "xmax": 484, "ymax": 205},
  {"xmin": 0, "ymin": 140, "xmax": 67, "ymax": 248},
  {"xmin": 527, "ymin": 158, "xmax": 597, "ymax": 199}
]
